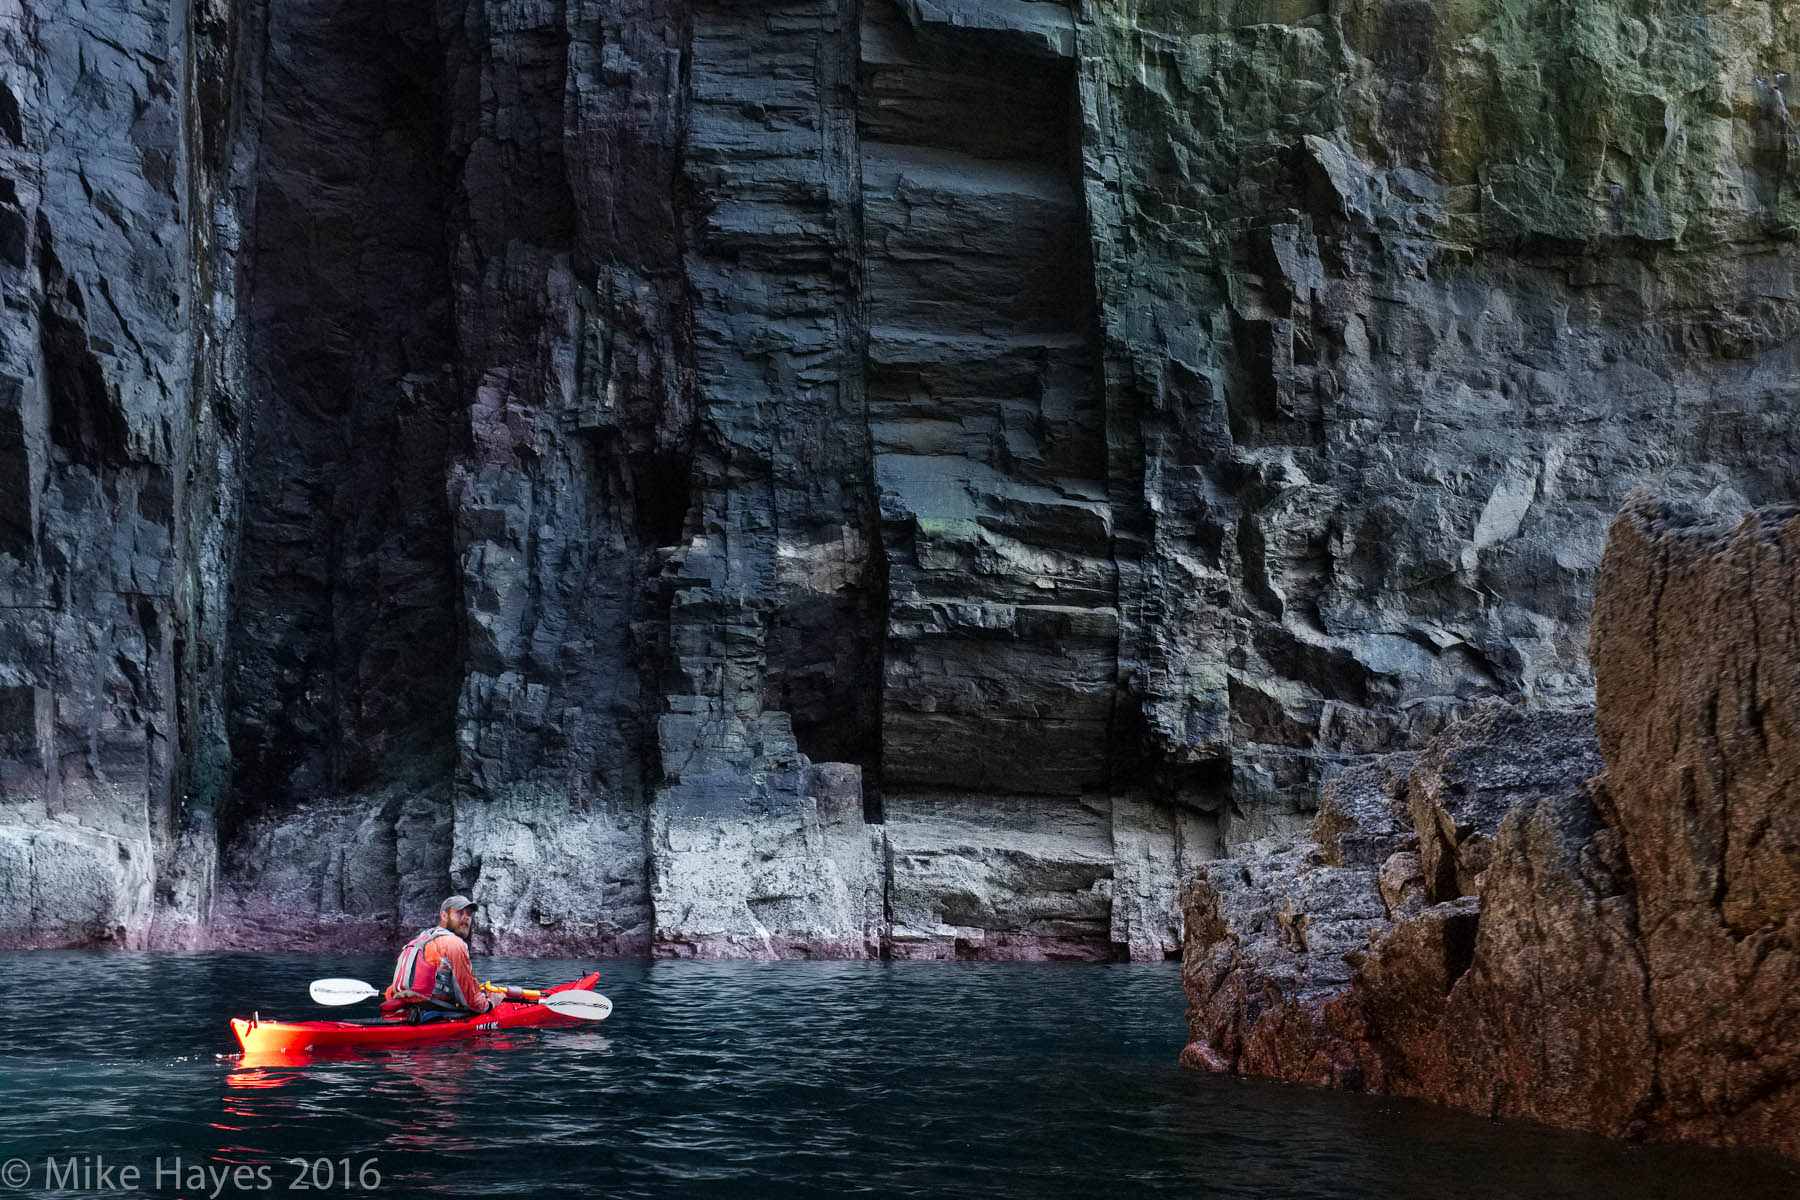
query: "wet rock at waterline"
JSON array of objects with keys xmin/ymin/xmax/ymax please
[{"xmin": 1180, "ymin": 502, "xmax": 1800, "ymax": 1159}]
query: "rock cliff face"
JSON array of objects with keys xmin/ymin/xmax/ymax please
[
  {"xmin": 1179, "ymin": 501, "xmax": 1800, "ymax": 1158},
  {"xmin": 0, "ymin": 0, "xmax": 246, "ymax": 947},
  {"xmin": 1, "ymin": 1, "xmax": 1797, "ymax": 959}
]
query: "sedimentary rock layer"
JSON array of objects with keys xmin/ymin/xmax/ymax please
[{"xmin": 1180, "ymin": 502, "xmax": 1800, "ymax": 1159}]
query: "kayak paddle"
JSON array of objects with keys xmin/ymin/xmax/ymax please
[
  {"xmin": 307, "ymin": 977, "xmax": 611, "ymax": 1020},
  {"xmin": 310, "ymin": 978, "xmax": 380, "ymax": 1005},
  {"xmin": 535, "ymin": 988, "xmax": 612, "ymax": 1020}
]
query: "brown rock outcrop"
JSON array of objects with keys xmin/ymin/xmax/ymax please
[
  {"xmin": 1590, "ymin": 500, "xmax": 1800, "ymax": 1151},
  {"xmin": 1181, "ymin": 500, "xmax": 1800, "ymax": 1158},
  {"xmin": 1420, "ymin": 786, "xmax": 1652, "ymax": 1136}
]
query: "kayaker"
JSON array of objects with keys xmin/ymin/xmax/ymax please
[{"xmin": 383, "ymin": 895, "xmax": 521, "ymax": 1023}]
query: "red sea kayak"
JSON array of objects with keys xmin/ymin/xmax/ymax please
[{"xmin": 231, "ymin": 972, "xmax": 602, "ymax": 1057}]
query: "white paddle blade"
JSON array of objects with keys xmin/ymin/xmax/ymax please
[
  {"xmin": 309, "ymin": 978, "xmax": 380, "ymax": 1006},
  {"xmin": 541, "ymin": 989, "xmax": 612, "ymax": 1021}
]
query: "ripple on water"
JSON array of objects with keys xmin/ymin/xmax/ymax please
[{"xmin": 0, "ymin": 952, "xmax": 1795, "ymax": 1199}]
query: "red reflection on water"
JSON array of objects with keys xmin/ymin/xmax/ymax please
[
  {"xmin": 225, "ymin": 1059, "xmax": 307, "ymax": 1083},
  {"xmin": 220, "ymin": 1032, "xmax": 540, "ymax": 1150}
]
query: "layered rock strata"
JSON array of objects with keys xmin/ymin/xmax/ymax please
[
  {"xmin": 1180, "ymin": 501, "xmax": 1800, "ymax": 1159},
  {"xmin": 2, "ymin": 0, "xmax": 1799, "ymax": 959}
]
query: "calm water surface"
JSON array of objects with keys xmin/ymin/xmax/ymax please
[{"xmin": 0, "ymin": 952, "xmax": 1793, "ymax": 1198}]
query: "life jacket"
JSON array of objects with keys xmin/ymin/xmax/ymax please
[{"xmin": 387, "ymin": 926, "xmax": 477, "ymax": 1011}]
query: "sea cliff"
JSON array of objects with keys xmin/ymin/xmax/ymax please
[{"xmin": 0, "ymin": 1, "xmax": 1795, "ymax": 981}]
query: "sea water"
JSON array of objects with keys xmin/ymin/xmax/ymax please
[{"xmin": 0, "ymin": 952, "xmax": 1792, "ymax": 1198}]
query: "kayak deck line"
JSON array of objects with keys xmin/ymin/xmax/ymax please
[{"xmin": 231, "ymin": 972, "xmax": 603, "ymax": 1058}]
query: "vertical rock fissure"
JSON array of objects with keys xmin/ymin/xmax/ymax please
[{"xmin": 227, "ymin": 0, "xmax": 461, "ymax": 830}]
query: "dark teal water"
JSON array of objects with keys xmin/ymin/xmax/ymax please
[{"xmin": 0, "ymin": 953, "xmax": 1793, "ymax": 1199}]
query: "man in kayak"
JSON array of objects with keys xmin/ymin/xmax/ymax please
[{"xmin": 383, "ymin": 895, "xmax": 522, "ymax": 1023}]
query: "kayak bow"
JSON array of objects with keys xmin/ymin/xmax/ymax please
[{"xmin": 231, "ymin": 972, "xmax": 603, "ymax": 1058}]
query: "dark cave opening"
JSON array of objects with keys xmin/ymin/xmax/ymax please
[
  {"xmin": 630, "ymin": 451, "xmax": 692, "ymax": 549},
  {"xmin": 225, "ymin": 0, "xmax": 460, "ymax": 817}
]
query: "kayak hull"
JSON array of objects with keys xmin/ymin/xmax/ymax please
[{"xmin": 231, "ymin": 972, "xmax": 601, "ymax": 1058}]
